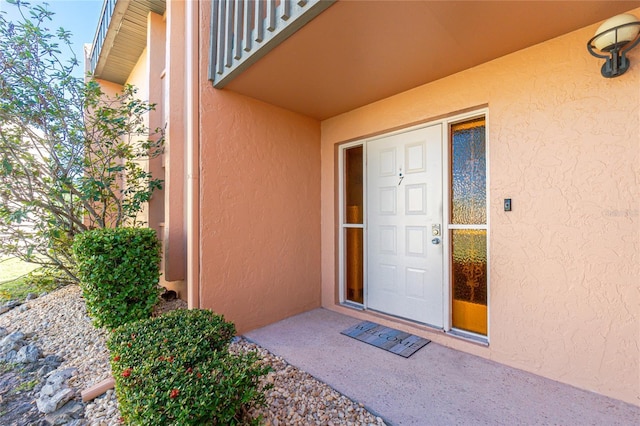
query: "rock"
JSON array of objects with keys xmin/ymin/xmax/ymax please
[
  {"xmin": 5, "ymin": 299, "xmax": 21, "ymax": 309},
  {"xmin": 44, "ymin": 354, "xmax": 64, "ymax": 365},
  {"xmin": 36, "ymin": 387, "xmax": 75, "ymax": 414},
  {"xmin": 25, "ymin": 293, "xmax": 38, "ymax": 301},
  {"xmin": 0, "ymin": 331, "xmax": 25, "ymax": 359},
  {"xmin": 37, "ymin": 364, "xmax": 58, "ymax": 378},
  {"xmin": 45, "ymin": 368, "xmax": 77, "ymax": 387},
  {"xmin": 1, "ymin": 300, "xmax": 25, "ymax": 315},
  {"xmin": 37, "ymin": 367, "xmax": 78, "ymax": 414},
  {"xmin": 0, "ymin": 326, "xmax": 8, "ymax": 338},
  {"xmin": 15, "ymin": 343, "xmax": 41, "ymax": 363},
  {"xmin": 2, "ymin": 349, "xmax": 18, "ymax": 363},
  {"xmin": 0, "ymin": 330, "xmax": 25, "ymax": 348},
  {"xmin": 0, "ymin": 339, "xmax": 22, "ymax": 355},
  {"xmin": 45, "ymin": 400, "xmax": 85, "ymax": 425},
  {"xmin": 17, "ymin": 304, "xmax": 29, "ymax": 313}
]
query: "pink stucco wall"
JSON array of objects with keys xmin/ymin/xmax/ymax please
[
  {"xmin": 197, "ymin": 90, "xmax": 322, "ymax": 334},
  {"xmin": 145, "ymin": 12, "xmax": 166, "ymax": 280},
  {"xmin": 321, "ymin": 10, "xmax": 640, "ymax": 406},
  {"xmin": 164, "ymin": 1, "xmax": 187, "ymax": 285}
]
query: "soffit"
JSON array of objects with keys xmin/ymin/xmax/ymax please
[
  {"xmin": 93, "ymin": 0, "xmax": 166, "ymax": 84},
  {"xmin": 224, "ymin": 0, "xmax": 640, "ymax": 120}
]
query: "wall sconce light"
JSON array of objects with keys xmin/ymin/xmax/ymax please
[{"xmin": 587, "ymin": 13, "xmax": 640, "ymax": 78}]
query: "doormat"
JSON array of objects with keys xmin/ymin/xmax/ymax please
[{"xmin": 340, "ymin": 321, "xmax": 430, "ymax": 358}]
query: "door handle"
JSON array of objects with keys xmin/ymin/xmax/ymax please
[{"xmin": 432, "ymin": 238, "xmax": 441, "ymax": 245}]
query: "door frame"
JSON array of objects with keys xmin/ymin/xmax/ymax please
[{"xmin": 337, "ymin": 108, "xmax": 490, "ymax": 340}]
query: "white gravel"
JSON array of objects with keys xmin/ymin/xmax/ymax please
[{"xmin": 0, "ymin": 285, "xmax": 386, "ymax": 425}]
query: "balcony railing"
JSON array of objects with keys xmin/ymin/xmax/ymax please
[
  {"xmin": 209, "ymin": 0, "xmax": 335, "ymax": 88},
  {"xmin": 88, "ymin": 0, "xmax": 117, "ymax": 75}
]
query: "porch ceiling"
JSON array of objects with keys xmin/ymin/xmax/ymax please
[{"xmin": 223, "ymin": 0, "xmax": 640, "ymax": 120}]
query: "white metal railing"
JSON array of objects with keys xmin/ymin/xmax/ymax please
[
  {"xmin": 88, "ymin": 0, "xmax": 117, "ymax": 74},
  {"xmin": 209, "ymin": 0, "xmax": 335, "ymax": 87}
]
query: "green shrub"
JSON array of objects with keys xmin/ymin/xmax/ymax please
[
  {"xmin": 73, "ymin": 227, "xmax": 161, "ymax": 328},
  {"xmin": 107, "ymin": 309, "xmax": 270, "ymax": 425}
]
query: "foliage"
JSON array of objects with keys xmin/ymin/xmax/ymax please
[
  {"xmin": 0, "ymin": 1, "xmax": 164, "ymax": 282},
  {"xmin": 12, "ymin": 378, "xmax": 39, "ymax": 393},
  {"xmin": 108, "ymin": 309, "xmax": 270, "ymax": 426},
  {"xmin": 73, "ymin": 228, "xmax": 161, "ymax": 328},
  {"xmin": 0, "ymin": 264, "xmax": 68, "ymax": 302}
]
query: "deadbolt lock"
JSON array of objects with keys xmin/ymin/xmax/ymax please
[{"xmin": 432, "ymin": 224, "xmax": 441, "ymax": 237}]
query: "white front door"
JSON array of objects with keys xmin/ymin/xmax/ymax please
[{"xmin": 366, "ymin": 124, "xmax": 444, "ymax": 327}]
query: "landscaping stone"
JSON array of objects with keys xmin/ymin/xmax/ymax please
[
  {"xmin": 36, "ymin": 386, "xmax": 75, "ymax": 414},
  {"xmin": 0, "ymin": 330, "xmax": 24, "ymax": 347},
  {"xmin": 36, "ymin": 368, "xmax": 78, "ymax": 415},
  {"xmin": 0, "ymin": 300, "xmax": 22, "ymax": 315},
  {"xmin": 0, "ymin": 285, "xmax": 386, "ymax": 425},
  {"xmin": 0, "ymin": 340, "xmax": 58, "ymax": 425},
  {"xmin": 15, "ymin": 343, "xmax": 40, "ymax": 363},
  {"xmin": 45, "ymin": 400, "xmax": 84, "ymax": 425},
  {"xmin": 0, "ymin": 331, "xmax": 25, "ymax": 362}
]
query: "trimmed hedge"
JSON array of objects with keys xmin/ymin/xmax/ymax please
[
  {"xmin": 73, "ymin": 227, "xmax": 161, "ymax": 329},
  {"xmin": 108, "ymin": 309, "xmax": 270, "ymax": 425}
]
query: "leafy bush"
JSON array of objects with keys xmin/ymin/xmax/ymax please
[
  {"xmin": 108, "ymin": 309, "xmax": 270, "ymax": 425},
  {"xmin": 73, "ymin": 228, "xmax": 161, "ymax": 328},
  {"xmin": 1, "ymin": 2, "xmax": 164, "ymax": 283}
]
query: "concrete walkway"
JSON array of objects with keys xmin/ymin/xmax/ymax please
[{"xmin": 244, "ymin": 308, "xmax": 640, "ymax": 425}]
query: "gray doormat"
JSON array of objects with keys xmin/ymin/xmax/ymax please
[{"xmin": 340, "ymin": 321, "xmax": 430, "ymax": 358}]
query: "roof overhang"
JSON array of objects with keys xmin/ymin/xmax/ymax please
[
  {"xmin": 90, "ymin": 0, "xmax": 166, "ymax": 84},
  {"xmin": 223, "ymin": 0, "xmax": 640, "ymax": 120}
]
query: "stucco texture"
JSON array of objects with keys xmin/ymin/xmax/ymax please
[
  {"xmin": 320, "ymin": 11, "xmax": 640, "ymax": 406},
  {"xmin": 198, "ymin": 2, "xmax": 321, "ymax": 333}
]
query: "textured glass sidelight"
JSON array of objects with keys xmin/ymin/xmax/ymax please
[
  {"xmin": 451, "ymin": 118, "xmax": 486, "ymax": 225},
  {"xmin": 345, "ymin": 228, "xmax": 364, "ymax": 303},
  {"xmin": 452, "ymin": 229, "xmax": 488, "ymax": 335},
  {"xmin": 344, "ymin": 145, "xmax": 363, "ymax": 303},
  {"xmin": 344, "ymin": 146, "xmax": 363, "ymax": 224},
  {"xmin": 450, "ymin": 116, "xmax": 487, "ymax": 336}
]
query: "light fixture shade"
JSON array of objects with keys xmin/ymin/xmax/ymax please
[{"xmin": 593, "ymin": 13, "xmax": 640, "ymax": 51}]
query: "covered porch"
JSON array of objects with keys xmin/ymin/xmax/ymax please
[{"xmin": 245, "ymin": 308, "xmax": 640, "ymax": 425}]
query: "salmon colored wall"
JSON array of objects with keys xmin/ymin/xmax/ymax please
[
  {"xmin": 146, "ymin": 12, "xmax": 166, "ymax": 271},
  {"xmin": 124, "ymin": 50, "xmax": 150, "ymax": 226},
  {"xmin": 94, "ymin": 79, "xmax": 123, "ymax": 99},
  {"xmin": 197, "ymin": 3, "xmax": 322, "ymax": 334},
  {"xmin": 164, "ymin": 0, "xmax": 187, "ymax": 284},
  {"xmin": 321, "ymin": 11, "xmax": 640, "ymax": 406}
]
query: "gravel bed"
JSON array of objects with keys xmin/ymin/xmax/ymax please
[{"xmin": 0, "ymin": 286, "xmax": 386, "ymax": 425}]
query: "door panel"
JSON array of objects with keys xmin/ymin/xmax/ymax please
[{"xmin": 366, "ymin": 125, "xmax": 444, "ymax": 327}]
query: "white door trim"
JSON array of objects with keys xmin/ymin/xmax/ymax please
[{"xmin": 337, "ymin": 108, "xmax": 490, "ymax": 339}]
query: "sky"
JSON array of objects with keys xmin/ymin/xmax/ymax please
[{"xmin": 0, "ymin": 0, "xmax": 104, "ymax": 77}]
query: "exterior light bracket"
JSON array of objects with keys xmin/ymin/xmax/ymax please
[{"xmin": 587, "ymin": 17, "xmax": 640, "ymax": 78}]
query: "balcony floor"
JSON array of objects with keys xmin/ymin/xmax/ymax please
[{"xmin": 244, "ymin": 308, "xmax": 640, "ymax": 425}]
